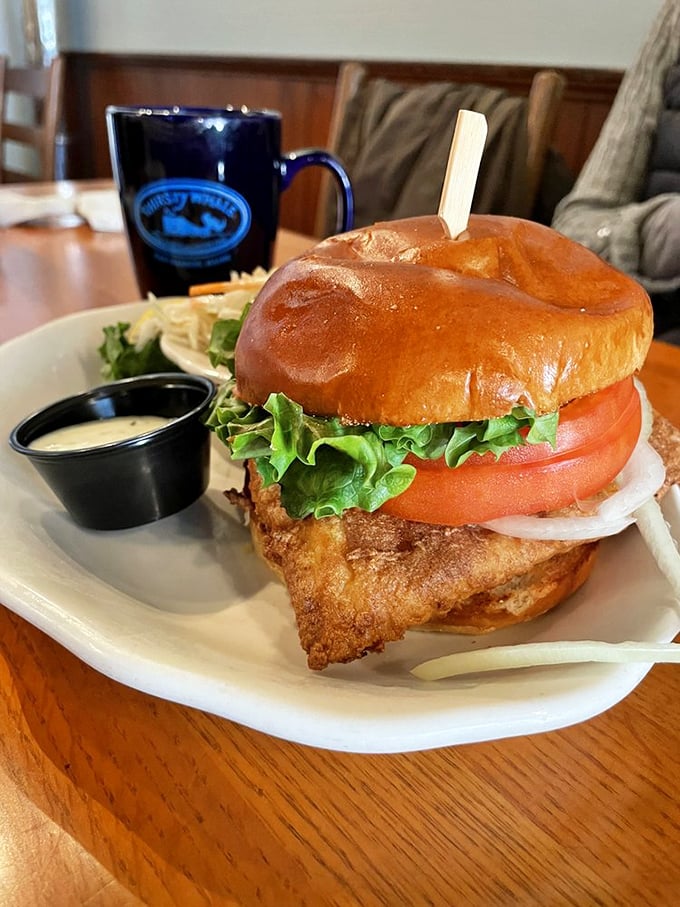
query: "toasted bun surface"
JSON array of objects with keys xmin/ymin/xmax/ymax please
[
  {"xmin": 420, "ymin": 542, "xmax": 599, "ymax": 634},
  {"xmin": 235, "ymin": 214, "xmax": 653, "ymax": 424}
]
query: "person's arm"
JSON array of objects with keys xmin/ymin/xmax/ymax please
[{"xmin": 552, "ymin": 0, "xmax": 680, "ymax": 290}]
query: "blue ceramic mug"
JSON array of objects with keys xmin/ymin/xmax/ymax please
[{"xmin": 106, "ymin": 105, "xmax": 354, "ymax": 297}]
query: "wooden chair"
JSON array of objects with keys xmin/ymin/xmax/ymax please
[
  {"xmin": 525, "ymin": 68, "xmax": 567, "ymax": 205},
  {"xmin": 315, "ymin": 62, "xmax": 566, "ymax": 237},
  {"xmin": 0, "ymin": 55, "xmax": 64, "ymax": 183}
]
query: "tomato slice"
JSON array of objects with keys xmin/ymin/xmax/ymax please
[{"xmin": 379, "ymin": 377, "xmax": 641, "ymax": 527}]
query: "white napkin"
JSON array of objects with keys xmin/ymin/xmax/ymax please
[
  {"xmin": 75, "ymin": 188, "xmax": 125, "ymax": 233},
  {"xmin": 0, "ymin": 187, "xmax": 125, "ymax": 232},
  {"xmin": 0, "ymin": 189, "xmax": 76, "ymax": 228}
]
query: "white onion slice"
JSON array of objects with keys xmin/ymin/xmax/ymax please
[
  {"xmin": 410, "ymin": 382, "xmax": 680, "ymax": 685},
  {"xmin": 635, "ymin": 376, "xmax": 654, "ymax": 440},
  {"xmin": 479, "ymin": 383, "xmax": 665, "ymax": 541},
  {"xmin": 480, "ymin": 440, "xmax": 665, "ymax": 540},
  {"xmin": 411, "ymin": 640, "xmax": 680, "ymax": 681},
  {"xmin": 633, "ymin": 494, "xmax": 680, "ymax": 599},
  {"xmin": 411, "ymin": 497, "xmax": 680, "ymax": 681},
  {"xmin": 480, "ymin": 513, "xmax": 635, "ymax": 541},
  {"xmin": 601, "ymin": 442, "xmax": 664, "ymax": 520}
]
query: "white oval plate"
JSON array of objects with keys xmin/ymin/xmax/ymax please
[
  {"xmin": 160, "ymin": 333, "xmax": 231, "ymax": 383},
  {"xmin": 2, "ymin": 303, "xmax": 680, "ymax": 753}
]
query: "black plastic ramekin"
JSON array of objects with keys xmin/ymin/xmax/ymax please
[{"xmin": 9, "ymin": 373, "xmax": 216, "ymax": 530}]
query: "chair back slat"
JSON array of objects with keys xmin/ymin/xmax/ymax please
[
  {"xmin": 5, "ymin": 66, "xmax": 51, "ymax": 98},
  {"xmin": 0, "ymin": 55, "xmax": 64, "ymax": 183}
]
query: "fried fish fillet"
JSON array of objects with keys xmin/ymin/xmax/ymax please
[{"xmin": 228, "ymin": 413, "xmax": 680, "ymax": 670}]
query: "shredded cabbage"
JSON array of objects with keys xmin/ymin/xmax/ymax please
[{"xmin": 127, "ymin": 267, "xmax": 273, "ymax": 353}]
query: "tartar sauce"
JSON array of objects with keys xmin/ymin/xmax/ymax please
[{"xmin": 29, "ymin": 415, "xmax": 172, "ymax": 452}]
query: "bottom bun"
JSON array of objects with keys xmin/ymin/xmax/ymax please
[{"xmin": 419, "ymin": 542, "xmax": 599, "ymax": 634}]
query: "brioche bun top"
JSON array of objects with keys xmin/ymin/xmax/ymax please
[{"xmin": 234, "ymin": 215, "xmax": 653, "ymax": 424}]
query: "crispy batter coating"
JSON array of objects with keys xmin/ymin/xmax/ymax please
[
  {"xmin": 227, "ymin": 413, "xmax": 680, "ymax": 670},
  {"xmin": 243, "ymin": 465, "xmax": 584, "ymax": 668}
]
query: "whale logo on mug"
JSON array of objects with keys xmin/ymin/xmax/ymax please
[{"xmin": 133, "ymin": 178, "xmax": 252, "ymax": 266}]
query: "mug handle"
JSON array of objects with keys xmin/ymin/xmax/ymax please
[{"xmin": 280, "ymin": 148, "xmax": 354, "ymax": 234}]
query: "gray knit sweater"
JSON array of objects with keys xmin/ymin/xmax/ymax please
[{"xmin": 552, "ymin": 0, "xmax": 680, "ymax": 293}]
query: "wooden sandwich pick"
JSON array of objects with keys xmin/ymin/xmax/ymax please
[{"xmin": 438, "ymin": 109, "xmax": 488, "ymax": 239}]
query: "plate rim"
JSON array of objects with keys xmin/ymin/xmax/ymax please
[{"xmin": 1, "ymin": 303, "xmax": 679, "ymax": 753}]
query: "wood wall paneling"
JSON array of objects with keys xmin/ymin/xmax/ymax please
[{"xmin": 60, "ymin": 53, "xmax": 623, "ymax": 238}]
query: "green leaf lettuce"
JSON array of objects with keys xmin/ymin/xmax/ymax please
[
  {"xmin": 208, "ymin": 381, "xmax": 559, "ymax": 520},
  {"xmin": 98, "ymin": 322, "xmax": 181, "ymax": 380}
]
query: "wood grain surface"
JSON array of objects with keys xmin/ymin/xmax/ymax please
[
  {"xmin": 1, "ymin": 184, "xmax": 679, "ymax": 906},
  {"xmin": 58, "ymin": 53, "xmax": 624, "ymax": 237}
]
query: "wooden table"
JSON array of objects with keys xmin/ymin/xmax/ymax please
[
  {"xmin": 0, "ymin": 180, "xmax": 314, "ymax": 342},
  {"xmin": 1, "ymin": 185, "xmax": 680, "ymax": 906}
]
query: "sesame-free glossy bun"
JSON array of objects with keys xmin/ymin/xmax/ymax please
[{"xmin": 235, "ymin": 215, "xmax": 653, "ymax": 424}]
